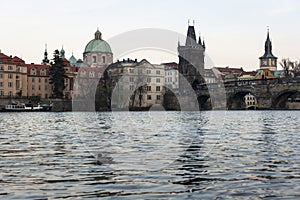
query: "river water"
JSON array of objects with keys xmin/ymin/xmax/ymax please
[{"xmin": 0, "ymin": 111, "xmax": 299, "ymax": 199}]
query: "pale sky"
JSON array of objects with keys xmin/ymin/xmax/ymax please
[{"xmin": 1, "ymin": 0, "xmax": 300, "ymax": 71}]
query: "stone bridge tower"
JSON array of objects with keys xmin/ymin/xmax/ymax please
[{"xmin": 178, "ymin": 24, "xmax": 205, "ymax": 91}]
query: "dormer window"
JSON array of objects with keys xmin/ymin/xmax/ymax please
[
  {"xmin": 30, "ymin": 68, "xmax": 36, "ymax": 75},
  {"xmin": 102, "ymin": 56, "xmax": 106, "ymax": 64}
]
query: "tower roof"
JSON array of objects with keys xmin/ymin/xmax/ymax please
[
  {"xmin": 185, "ymin": 25, "xmax": 197, "ymax": 46},
  {"xmin": 259, "ymin": 29, "xmax": 277, "ymax": 59}
]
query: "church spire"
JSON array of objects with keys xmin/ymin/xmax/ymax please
[
  {"xmin": 42, "ymin": 44, "xmax": 49, "ymax": 64},
  {"xmin": 60, "ymin": 46, "xmax": 65, "ymax": 58},
  {"xmin": 260, "ymin": 27, "xmax": 277, "ymax": 59}
]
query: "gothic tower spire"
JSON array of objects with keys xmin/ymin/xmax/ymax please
[
  {"xmin": 42, "ymin": 44, "xmax": 49, "ymax": 64},
  {"xmin": 259, "ymin": 27, "xmax": 278, "ymax": 71}
]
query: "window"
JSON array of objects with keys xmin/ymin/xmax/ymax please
[
  {"xmin": 32, "ymin": 78, "xmax": 35, "ymax": 82},
  {"xmin": 89, "ymin": 71, "xmax": 95, "ymax": 77},
  {"xmin": 146, "ymin": 70, "xmax": 151, "ymax": 74},
  {"xmin": 0, "ymin": 66, "xmax": 3, "ymax": 70},
  {"xmin": 130, "ymin": 77, "xmax": 134, "ymax": 82},
  {"xmin": 0, "ymin": 82, "xmax": 3, "ymax": 87},
  {"xmin": 8, "ymin": 74, "xmax": 13, "ymax": 79},
  {"xmin": 45, "ymin": 94, "xmax": 48, "ymax": 98},
  {"xmin": 156, "ymin": 78, "xmax": 160, "ymax": 83},
  {"xmin": 156, "ymin": 70, "xmax": 160, "ymax": 75},
  {"xmin": 130, "ymin": 85, "xmax": 134, "ymax": 91},
  {"xmin": 129, "ymin": 68, "xmax": 134, "ymax": 73},
  {"xmin": 45, "ymin": 86, "xmax": 48, "ymax": 90},
  {"xmin": 146, "ymin": 86, "xmax": 151, "ymax": 91},
  {"xmin": 156, "ymin": 95, "xmax": 161, "ymax": 100},
  {"xmin": 147, "ymin": 77, "xmax": 151, "ymax": 83},
  {"xmin": 39, "ymin": 78, "xmax": 41, "ymax": 83},
  {"xmin": 102, "ymin": 56, "xmax": 106, "ymax": 64},
  {"xmin": 93, "ymin": 56, "xmax": 97, "ymax": 63},
  {"xmin": 156, "ymin": 86, "xmax": 160, "ymax": 91},
  {"xmin": 38, "ymin": 85, "xmax": 41, "ymax": 90},
  {"xmin": 0, "ymin": 90, "xmax": 4, "ymax": 96},
  {"xmin": 32, "ymin": 85, "xmax": 34, "ymax": 90},
  {"xmin": 8, "ymin": 82, "xmax": 13, "ymax": 87},
  {"xmin": 8, "ymin": 66, "xmax": 13, "ymax": 70},
  {"xmin": 0, "ymin": 74, "xmax": 3, "ymax": 78},
  {"xmin": 30, "ymin": 68, "xmax": 36, "ymax": 75},
  {"xmin": 8, "ymin": 91, "xmax": 13, "ymax": 96},
  {"xmin": 147, "ymin": 95, "xmax": 152, "ymax": 100},
  {"xmin": 40, "ymin": 69, "xmax": 46, "ymax": 76},
  {"xmin": 45, "ymin": 79, "xmax": 48, "ymax": 83}
]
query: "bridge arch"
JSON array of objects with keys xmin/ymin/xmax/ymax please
[
  {"xmin": 197, "ymin": 95, "xmax": 211, "ymax": 110},
  {"xmin": 272, "ymin": 90, "xmax": 299, "ymax": 109},
  {"xmin": 227, "ymin": 91, "xmax": 258, "ymax": 110}
]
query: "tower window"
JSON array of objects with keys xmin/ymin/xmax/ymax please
[
  {"xmin": 93, "ymin": 56, "xmax": 97, "ymax": 63},
  {"xmin": 102, "ymin": 56, "xmax": 106, "ymax": 64}
]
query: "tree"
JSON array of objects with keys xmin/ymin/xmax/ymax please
[
  {"xmin": 130, "ymin": 67, "xmax": 147, "ymax": 110},
  {"xmin": 49, "ymin": 50, "xmax": 67, "ymax": 98},
  {"xmin": 280, "ymin": 58, "xmax": 292, "ymax": 78},
  {"xmin": 280, "ymin": 58, "xmax": 300, "ymax": 78},
  {"xmin": 291, "ymin": 61, "xmax": 300, "ymax": 77}
]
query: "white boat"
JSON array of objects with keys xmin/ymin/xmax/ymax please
[{"xmin": 1, "ymin": 103, "xmax": 51, "ymax": 112}]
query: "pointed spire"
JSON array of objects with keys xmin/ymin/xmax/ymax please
[
  {"xmin": 42, "ymin": 43, "xmax": 49, "ymax": 64},
  {"xmin": 260, "ymin": 26, "xmax": 277, "ymax": 59},
  {"xmin": 60, "ymin": 45, "xmax": 65, "ymax": 58},
  {"xmin": 185, "ymin": 24, "xmax": 197, "ymax": 46},
  {"xmin": 198, "ymin": 32, "xmax": 202, "ymax": 45},
  {"xmin": 202, "ymin": 38, "xmax": 206, "ymax": 49}
]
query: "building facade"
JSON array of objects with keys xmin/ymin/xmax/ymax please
[
  {"xmin": 244, "ymin": 93, "xmax": 258, "ymax": 109},
  {"xmin": 163, "ymin": 62, "xmax": 179, "ymax": 89},
  {"xmin": 107, "ymin": 59, "xmax": 165, "ymax": 109},
  {"xmin": 26, "ymin": 64, "xmax": 52, "ymax": 99},
  {"xmin": 0, "ymin": 53, "xmax": 27, "ymax": 98}
]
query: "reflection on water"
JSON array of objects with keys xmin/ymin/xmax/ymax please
[{"xmin": 0, "ymin": 111, "xmax": 299, "ymax": 199}]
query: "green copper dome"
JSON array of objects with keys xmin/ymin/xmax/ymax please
[
  {"xmin": 84, "ymin": 29, "xmax": 112, "ymax": 53},
  {"xmin": 69, "ymin": 55, "xmax": 77, "ymax": 65}
]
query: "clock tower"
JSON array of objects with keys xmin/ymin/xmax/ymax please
[{"xmin": 259, "ymin": 29, "xmax": 277, "ymax": 71}]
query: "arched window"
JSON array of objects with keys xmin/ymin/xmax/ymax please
[
  {"xmin": 93, "ymin": 56, "xmax": 97, "ymax": 63},
  {"xmin": 89, "ymin": 71, "xmax": 95, "ymax": 77},
  {"xmin": 40, "ymin": 68, "xmax": 46, "ymax": 76},
  {"xmin": 30, "ymin": 68, "xmax": 36, "ymax": 75}
]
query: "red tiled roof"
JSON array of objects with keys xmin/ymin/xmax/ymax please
[
  {"xmin": 241, "ymin": 71, "xmax": 257, "ymax": 76},
  {"xmin": 0, "ymin": 52, "xmax": 25, "ymax": 65},
  {"xmin": 215, "ymin": 66, "xmax": 244, "ymax": 74},
  {"xmin": 26, "ymin": 63, "xmax": 50, "ymax": 76},
  {"xmin": 162, "ymin": 62, "xmax": 178, "ymax": 70}
]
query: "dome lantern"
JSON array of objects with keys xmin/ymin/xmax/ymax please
[{"xmin": 95, "ymin": 28, "xmax": 102, "ymax": 40}]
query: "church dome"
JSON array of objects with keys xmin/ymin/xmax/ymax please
[
  {"xmin": 84, "ymin": 29, "xmax": 112, "ymax": 53},
  {"xmin": 69, "ymin": 55, "xmax": 77, "ymax": 65}
]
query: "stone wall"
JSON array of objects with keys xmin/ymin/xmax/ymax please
[{"xmin": 51, "ymin": 99, "xmax": 72, "ymax": 112}]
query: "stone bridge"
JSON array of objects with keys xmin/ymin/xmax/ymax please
[{"xmin": 194, "ymin": 78, "xmax": 300, "ymax": 110}]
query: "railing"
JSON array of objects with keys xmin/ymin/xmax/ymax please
[{"xmin": 194, "ymin": 77, "xmax": 300, "ymax": 90}]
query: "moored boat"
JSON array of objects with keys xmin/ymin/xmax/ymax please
[{"xmin": 0, "ymin": 102, "xmax": 52, "ymax": 112}]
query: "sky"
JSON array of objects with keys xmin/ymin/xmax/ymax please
[{"xmin": 1, "ymin": 0, "xmax": 300, "ymax": 71}]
